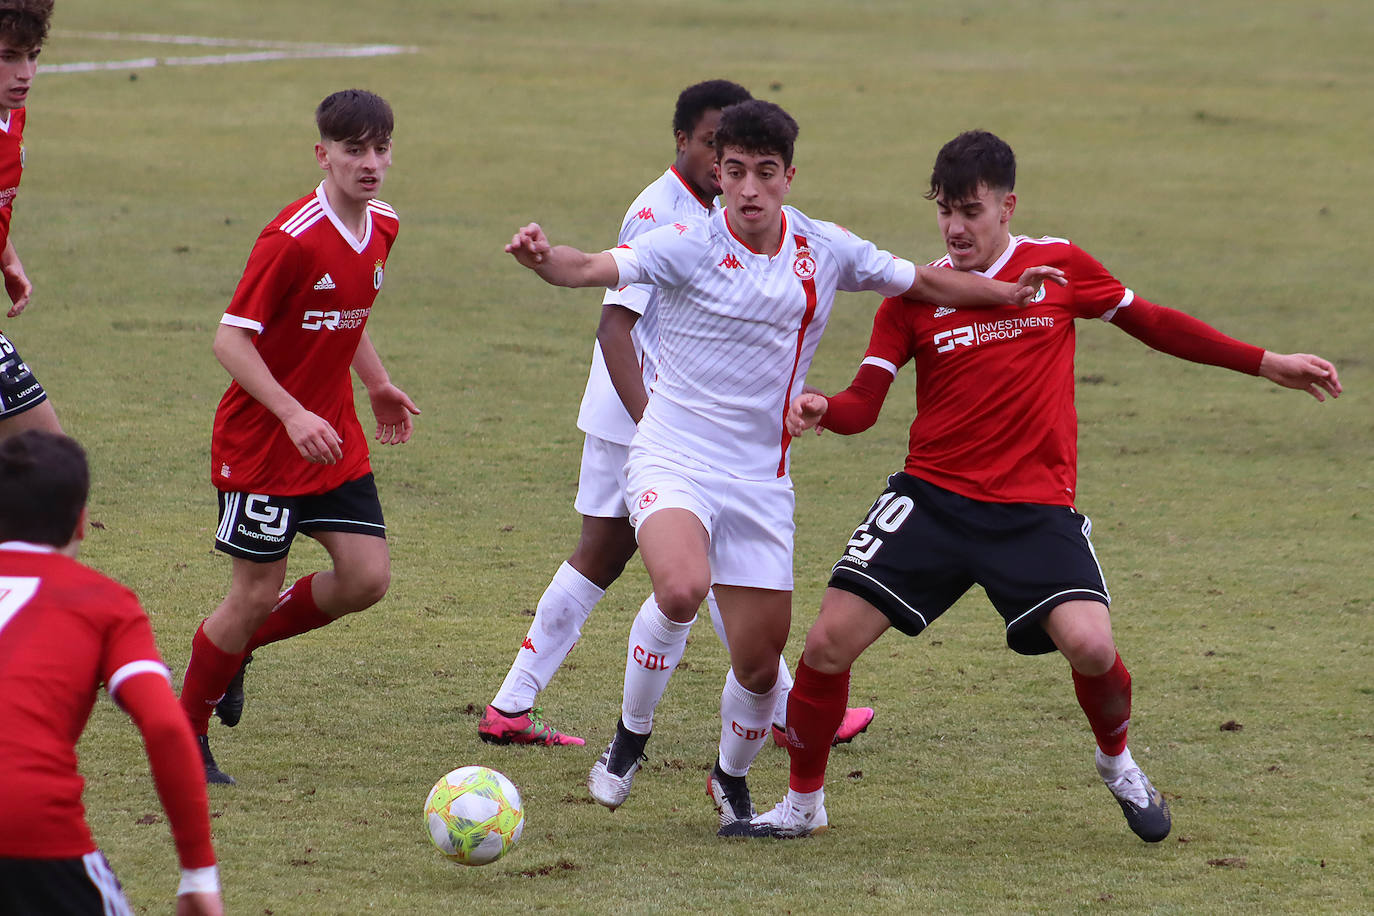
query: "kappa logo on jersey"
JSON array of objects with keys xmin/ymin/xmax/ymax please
[
  {"xmin": 718, "ymin": 254, "xmax": 744, "ymax": 270},
  {"xmin": 521, "ymin": 637, "xmax": 537, "ymax": 652},
  {"xmin": 933, "ymin": 315, "xmax": 1056, "ymax": 353},
  {"xmin": 313, "ymin": 273, "xmax": 336, "ymax": 291},
  {"xmin": 792, "ymin": 246, "xmax": 817, "ymax": 280},
  {"xmin": 933, "ymin": 306, "xmax": 956, "ymax": 318},
  {"xmin": 672, "ymin": 222, "xmax": 690, "ymax": 235},
  {"xmin": 373, "ymin": 260, "xmax": 385, "ymax": 291},
  {"xmin": 636, "ymin": 489, "xmax": 658, "ymax": 510},
  {"xmin": 634, "ymin": 207, "xmax": 655, "ymax": 221}
]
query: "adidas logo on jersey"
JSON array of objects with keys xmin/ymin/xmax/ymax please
[
  {"xmin": 717, "ymin": 254, "xmax": 744, "ymax": 270},
  {"xmin": 933, "ymin": 306, "xmax": 956, "ymax": 318},
  {"xmin": 313, "ymin": 273, "xmax": 336, "ymax": 291}
]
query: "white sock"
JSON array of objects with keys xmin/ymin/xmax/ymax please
[
  {"xmin": 786, "ymin": 787, "xmax": 824, "ymax": 811},
  {"xmin": 717, "ymin": 668, "xmax": 777, "ymax": 777},
  {"xmin": 708, "ymin": 591, "xmax": 794, "ymax": 728},
  {"xmin": 771, "ymin": 657, "xmax": 795, "ymax": 728},
  {"xmin": 621, "ymin": 594, "xmax": 695, "ymax": 734},
  {"xmin": 1095, "ymin": 745, "xmax": 1138, "ymax": 780},
  {"xmin": 492, "ymin": 562, "xmax": 604, "ymax": 713}
]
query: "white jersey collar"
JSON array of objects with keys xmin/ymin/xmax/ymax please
[{"xmin": 315, "ymin": 181, "xmax": 373, "ymax": 253}]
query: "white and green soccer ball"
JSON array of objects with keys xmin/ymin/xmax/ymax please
[{"xmin": 423, "ymin": 766, "xmax": 525, "ymax": 866}]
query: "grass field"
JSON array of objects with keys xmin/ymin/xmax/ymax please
[{"xmin": 19, "ymin": 0, "xmax": 1371, "ymax": 913}]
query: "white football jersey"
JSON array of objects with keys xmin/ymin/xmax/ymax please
[
  {"xmin": 609, "ymin": 205, "xmax": 916, "ymax": 480},
  {"xmin": 576, "ymin": 166, "xmax": 717, "ymax": 445}
]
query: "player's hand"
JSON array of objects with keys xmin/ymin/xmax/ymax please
[
  {"xmin": 283, "ymin": 409, "xmax": 344, "ymax": 464},
  {"xmin": 787, "ymin": 392, "xmax": 829, "ymax": 436},
  {"xmin": 368, "ymin": 382, "xmax": 421, "ymax": 444},
  {"xmin": 177, "ymin": 891, "xmax": 224, "ymax": 916},
  {"xmin": 505, "ymin": 223, "xmax": 552, "ymax": 270},
  {"xmin": 1011, "ymin": 265, "xmax": 1066, "ymax": 307},
  {"xmin": 4, "ymin": 261, "xmax": 32, "ymax": 317},
  {"xmin": 1258, "ymin": 352, "xmax": 1342, "ymax": 402}
]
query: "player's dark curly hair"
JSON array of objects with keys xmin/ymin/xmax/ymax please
[
  {"xmin": 713, "ymin": 99, "xmax": 799, "ymax": 168},
  {"xmin": 926, "ymin": 130, "xmax": 1016, "ymax": 203},
  {"xmin": 316, "ymin": 89, "xmax": 393, "ymax": 145},
  {"xmin": 672, "ymin": 79, "xmax": 752, "ymax": 137},
  {"xmin": 0, "ymin": 431, "xmax": 88, "ymax": 547},
  {"xmin": 0, "ymin": 0, "xmax": 54, "ymax": 49}
]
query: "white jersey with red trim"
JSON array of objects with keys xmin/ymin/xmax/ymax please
[
  {"xmin": 576, "ymin": 166, "xmax": 717, "ymax": 445},
  {"xmin": 608, "ymin": 205, "xmax": 915, "ymax": 480}
]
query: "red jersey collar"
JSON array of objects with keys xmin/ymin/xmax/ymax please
[{"xmin": 669, "ymin": 165, "xmax": 717, "ymax": 212}]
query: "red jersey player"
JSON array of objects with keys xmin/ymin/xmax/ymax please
[
  {"xmin": 0, "ymin": 432, "xmax": 221, "ymax": 916},
  {"xmin": 728, "ymin": 130, "xmax": 1341, "ymax": 842},
  {"xmin": 179, "ymin": 89, "xmax": 419, "ymax": 784},
  {"xmin": 0, "ymin": 1, "xmax": 62, "ymax": 441}
]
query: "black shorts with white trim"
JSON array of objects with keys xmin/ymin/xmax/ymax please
[
  {"xmin": 215, "ymin": 472, "xmax": 387, "ymax": 563},
  {"xmin": 827, "ymin": 472, "xmax": 1110, "ymax": 656}
]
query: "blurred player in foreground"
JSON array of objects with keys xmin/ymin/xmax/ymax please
[
  {"xmin": 0, "ymin": 0, "xmax": 62, "ymax": 440},
  {"xmin": 730, "ymin": 129, "xmax": 1341, "ymax": 841},
  {"xmin": 480, "ymin": 79, "xmax": 873, "ymax": 751},
  {"xmin": 0, "ymin": 431, "xmax": 221, "ymax": 915},
  {"xmin": 179, "ymin": 89, "xmax": 419, "ymax": 784},
  {"xmin": 506, "ymin": 102, "xmax": 1060, "ymax": 833}
]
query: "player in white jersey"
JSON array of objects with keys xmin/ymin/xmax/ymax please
[
  {"xmin": 481, "ymin": 81, "xmax": 874, "ymax": 751},
  {"xmin": 506, "ymin": 99, "xmax": 1063, "ymax": 834},
  {"xmin": 480, "ymin": 81, "xmax": 749, "ymax": 747}
]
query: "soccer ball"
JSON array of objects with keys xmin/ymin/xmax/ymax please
[{"xmin": 423, "ymin": 766, "xmax": 525, "ymax": 866}]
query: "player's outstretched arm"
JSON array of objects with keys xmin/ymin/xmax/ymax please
[
  {"xmin": 213, "ymin": 324, "xmax": 344, "ymax": 464},
  {"xmin": 353, "ymin": 331, "xmax": 420, "ymax": 444},
  {"xmin": 787, "ymin": 393, "xmax": 829, "ymax": 436},
  {"xmin": 2, "ymin": 238, "xmax": 32, "ymax": 318},
  {"xmin": 113, "ymin": 674, "xmax": 223, "ymax": 916},
  {"xmin": 1258, "ymin": 351, "xmax": 1342, "ymax": 402},
  {"xmin": 505, "ymin": 222, "xmax": 621, "ymax": 289},
  {"xmin": 905, "ymin": 263, "xmax": 1065, "ymax": 308}
]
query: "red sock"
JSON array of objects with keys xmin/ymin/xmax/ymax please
[
  {"xmin": 1072, "ymin": 652, "xmax": 1132, "ymax": 756},
  {"xmin": 245, "ymin": 573, "xmax": 333, "ymax": 653},
  {"xmin": 785, "ymin": 659, "xmax": 850, "ymax": 794},
  {"xmin": 179, "ymin": 620, "xmax": 246, "ymax": 735}
]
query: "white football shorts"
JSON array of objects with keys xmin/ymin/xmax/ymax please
[
  {"xmin": 573, "ymin": 433, "xmax": 632, "ymax": 518},
  {"xmin": 625, "ymin": 445, "xmax": 795, "ymax": 591}
]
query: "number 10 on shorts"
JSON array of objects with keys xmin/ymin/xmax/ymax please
[{"xmin": 845, "ymin": 491, "xmax": 914, "ymax": 564}]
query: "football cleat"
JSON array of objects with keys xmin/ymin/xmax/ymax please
[
  {"xmin": 478, "ymin": 705, "xmax": 585, "ymax": 746},
  {"xmin": 214, "ymin": 653, "xmax": 253, "ymax": 728},
  {"xmin": 587, "ymin": 719, "xmax": 649, "ymax": 810},
  {"xmin": 771, "ymin": 706, "xmax": 876, "ymax": 748},
  {"xmin": 707, "ymin": 761, "xmax": 755, "ymax": 833},
  {"xmin": 1097, "ymin": 750, "xmax": 1171, "ymax": 842},
  {"xmin": 198, "ymin": 734, "xmax": 235, "ymax": 786},
  {"xmin": 719, "ymin": 796, "xmax": 828, "ymax": 839}
]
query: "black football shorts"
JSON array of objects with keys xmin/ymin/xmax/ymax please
[
  {"xmin": 828, "ymin": 472, "xmax": 1110, "ymax": 655},
  {"xmin": 215, "ymin": 472, "xmax": 386, "ymax": 562},
  {"xmin": 0, "ymin": 331, "xmax": 48, "ymax": 418}
]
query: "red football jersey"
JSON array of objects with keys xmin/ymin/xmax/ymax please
[
  {"xmin": 0, "ymin": 107, "xmax": 26, "ymax": 263},
  {"xmin": 0, "ymin": 544, "xmax": 168, "ymax": 858},
  {"xmin": 211, "ymin": 184, "xmax": 399, "ymax": 495},
  {"xmin": 867, "ymin": 235, "xmax": 1130, "ymax": 506}
]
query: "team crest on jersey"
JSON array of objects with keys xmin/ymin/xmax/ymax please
[
  {"xmin": 637, "ymin": 489, "xmax": 658, "ymax": 510},
  {"xmin": 1032, "ymin": 284, "xmax": 1048, "ymax": 303},
  {"xmin": 373, "ymin": 260, "xmax": 384, "ymax": 291},
  {"xmin": 792, "ymin": 247, "xmax": 817, "ymax": 280}
]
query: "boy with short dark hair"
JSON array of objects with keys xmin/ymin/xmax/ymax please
[
  {"xmin": 0, "ymin": 0, "xmax": 61, "ymax": 440},
  {"xmin": 180, "ymin": 89, "xmax": 419, "ymax": 785}
]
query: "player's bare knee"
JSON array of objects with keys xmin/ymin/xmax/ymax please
[{"xmin": 653, "ymin": 578, "xmax": 707, "ymax": 622}]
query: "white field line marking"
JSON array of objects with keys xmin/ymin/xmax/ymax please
[{"xmin": 44, "ymin": 30, "xmax": 416, "ymax": 74}]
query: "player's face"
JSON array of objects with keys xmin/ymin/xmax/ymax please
[
  {"xmin": 716, "ymin": 147, "xmax": 794, "ymax": 253},
  {"xmin": 675, "ymin": 109, "xmax": 725, "ymax": 200},
  {"xmin": 316, "ymin": 136, "xmax": 392, "ymax": 207},
  {"xmin": 936, "ymin": 184, "xmax": 1015, "ymax": 272},
  {"xmin": 0, "ymin": 42, "xmax": 40, "ymax": 111}
]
